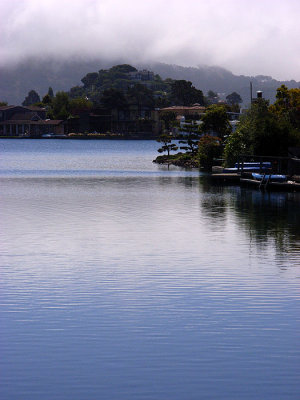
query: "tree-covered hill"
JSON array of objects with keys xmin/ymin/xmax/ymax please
[
  {"xmin": 0, "ymin": 57, "xmax": 299, "ymax": 106},
  {"xmin": 148, "ymin": 63, "xmax": 300, "ymax": 106},
  {"xmin": 21, "ymin": 65, "xmax": 206, "ymax": 121}
]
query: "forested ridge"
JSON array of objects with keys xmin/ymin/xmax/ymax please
[{"xmin": 1, "ymin": 58, "xmax": 299, "ymax": 105}]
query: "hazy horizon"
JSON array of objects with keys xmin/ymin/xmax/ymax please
[{"xmin": 1, "ymin": 0, "xmax": 300, "ymax": 81}]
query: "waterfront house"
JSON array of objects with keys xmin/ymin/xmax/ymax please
[{"xmin": 0, "ymin": 105, "xmax": 65, "ymax": 137}]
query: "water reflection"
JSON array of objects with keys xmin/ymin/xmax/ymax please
[
  {"xmin": 1, "ymin": 140, "xmax": 300, "ymax": 400},
  {"xmin": 199, "ymin": 176, "xmax": 300, "ymax": 257}
]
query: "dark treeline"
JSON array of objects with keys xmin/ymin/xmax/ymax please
[{"xmin": 18, "ymin": 64, "xmax": 242, "ymax": 120}]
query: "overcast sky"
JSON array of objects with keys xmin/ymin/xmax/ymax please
[{"xmin": 1, "ymin": 0, "xmax": 300, "ymax": 80}]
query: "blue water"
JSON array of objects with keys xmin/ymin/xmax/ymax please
[{"xmin": 0, "ymin": 140, "xmax": 299, "ymax": 400}]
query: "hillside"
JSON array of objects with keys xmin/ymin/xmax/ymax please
[
  {"xmin": 0, "ymin": 58, "xmax": 299, "ymax": 105},
  {"xmin": 148, "ymin": 63, "xmax": 300, "ymax": 106}
]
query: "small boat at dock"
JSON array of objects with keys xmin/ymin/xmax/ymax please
[
  {"xmin": 211, "ymin": 160, "xmax": 300, "ymax": 191},
  {"xmin": 240, "ymin": 173, "xmax": 300, "ymax": 191}
]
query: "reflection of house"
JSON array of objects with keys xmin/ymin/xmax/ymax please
[{"xmin": 0, "ymin": 105, "xmax": 64, "ymax": 136}]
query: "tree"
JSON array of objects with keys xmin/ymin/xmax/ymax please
[
  {"xmin": 270, "ymin": 85, "xmax": 300, "ymax": 135},
  {"xmin": 223, "ymin": 130, "xmax": 247, "ymax": 167},
  {"xmin": 81, "ymin": 72, "xmax": 99, "ymax": 89},
  {"xmin": 170, "ymin": 80, "xmax": 205, "ymax": 106},
  {"xmin": 226, "ymin": 92, "xmax": 242, "ymax": 105},
  {"xmin": 200, "ymin": 105, "xmax": 232, "ymax": 139},
  {"xmin": 198, "ymin": 135, "xmax": 222, "ymax": 170},
  {"xmin": 127, "ymin": 84, "xmax": 155, "ymax": 109},
  {"xmin": 239, "ymin": 98, "xmax": 290, "ymax": 156},
  {"xmin": 109, "ymin": 64, "xmax": 137, "ymax": 74},
  {"xmin": 42, "ymin": 94, "xmax": 52, "ymax": 105},
  {"xmin": 179, "ymin": 131, "xmax": 200, "ymax": 154},
  {"xmin": 22, "ymin": 90, "xmax": 40, "ymax": 106},
  {"xmin": 48, "ymin": 87, "xmax": 54, "ymax": 98},
  {"xmin": 69, "ymin": 86, "xmax": 85, "ymax": 99},
  {"xmin": 206, "ymin": 90, "xmax": 219, "ymax": 104},
  {"xmin": 157, "ymin": 134, "xmax": 178, "ymax": 158},
  {"xmin": 49, "ymin": 91, "xmax": 70, "ymax": 120},
  {"xmin": 160, "ymin": 111, "xmax": 176, "ymax": 131},
  {"xmin": 69, "ymin": 97, "xmax": 93, "ymax": 116},
  {"xmin": 223, "ymin": 96, "xmax": 296, "ymax": 165},
  {"xmin": 100, "ymin": 88, "xmax": 128, "ymax": 110},
  {"xmin": 0, "ymin": 101, "xmax": 8, "ymax": 106}
]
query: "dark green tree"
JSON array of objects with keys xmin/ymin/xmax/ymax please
[
  {"xmin": 206, "ymin": 90, "xmax": 219, "ymax": 104},
  {"xmin": 179, "ymin": 131, "xmax": 200, "ymax": 154},
  {"xmin": 157, "ymin": 134, "xmax": 178, "ymax": 158},
  {"xmin": 48, "ymin": 87, "xmax": 54, "ymax": 98},
  {"xmin": 69, "ymin": 86, "xmax": 85, "ymax": 99},
  {"xmin": 127, "ymin": 84, "xmax": 155, "ymax": 108},
  {"xmin": 50, "ymin": 91, "xmax": 70, "ymax": 120},
  {"xmin": 270, "ymin": 85, "xmax": 300, "ymax": 134},
  {"xmin": 42, "ymin": 94, "xmax": 52, "ymax": 105},
  {"xmin": 170, "ymin": 80, "xmax": 205, "ymax": 106},
  {"xmin": 22, "ymin": 90, "xmax": 41, "ymax": 106},
  {"xmin": 81, "ymin": 72, "xmax": 99, "ymax": 89},
  {"xmin": 238, "ymin": 98, "xmax": 291, "ymax": 156},
  {"xmin": 223, "ymin": 130, "xmax": 247, "ymax": 167},
  {"xmin": 0, "ymin": 101, "xmax": 8, "ymax": 106},
  {"xmin": 160, "ymin": 111, "xmax": 176, "ymax": 131},
  {"xmin": 109, "ymin": 64, "xmax": 137, "ymax": 74},
  {"xmin": 224, "ymin": 96, "xmax": 296, "ymax": 165},
  {"xmin": 200, "ymin": 105, "xmax": 232, "ymax": 139},
  {"xmin": 100, "ymin": 88, "xmax": 128, "ymax": 110},
  {"xmin": 198, "ymin": 135, "xmax": 222, "ymax": 170},
  {"xmin": 179, "ymin": 120, "xmax": 201, "ymax": 154},
  {"xmin": 69, "ymin": 97, "xmax": 93, "ymax": 116},
  {"xmin": 226, "ymin": 92, "xmax": 242, "ymax": 105}
]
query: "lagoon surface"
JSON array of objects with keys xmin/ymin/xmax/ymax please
[{"xmin": 0, "ymin": 139, "xmax": 299, "ymax": 400}]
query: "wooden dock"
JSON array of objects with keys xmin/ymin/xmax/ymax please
[
  {"xmin": 210, "ymin": 172, "xmax": 300, "ymax": 191},
  {"xmin": 211, "ymin": 154, "xmax": 300, "ymax": 192},
  {"xmin": 240, "ymin": 177, "xmax": 300, "ymax": 191},
  {"xmin": 210, "ymin": 173, "xmax": 241, "ymax": 183}
]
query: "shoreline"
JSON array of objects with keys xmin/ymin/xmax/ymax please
[
  {"xmin": 0, "ymin": 135, "xmax": 157, "ymax": 140},
  {"xmin": 153, "ymin": 154, "xmax": 199, "ymax": 169}
]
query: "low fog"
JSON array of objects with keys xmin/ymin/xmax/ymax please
[{"xmin": 1, "ymin": 0, "xmax": 300, "ymax": 80}]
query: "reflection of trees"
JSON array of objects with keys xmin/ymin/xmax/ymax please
[
  {"xmin": 199, "ymin": 176, "xmax": 239, "ymax": 224},
  {"xmin": 232, "ymin": 188, "xmax": 300, "ymax": 253},
  {"xmin": 198, "ymin": 176, "xmax": 300, "ymax": 253},
  {"xmin": 200, "ymin": 192, "xmax": 228, "ymax": 223}
]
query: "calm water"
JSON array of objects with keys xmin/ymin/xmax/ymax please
[{"xmin": 0, "ymin": 139, "xmax": 299, "ymax": 400}]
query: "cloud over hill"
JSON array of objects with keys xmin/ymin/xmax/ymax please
[{"xmin": 1, "ymin": 0, "xmax": 300, "ymax": 81}]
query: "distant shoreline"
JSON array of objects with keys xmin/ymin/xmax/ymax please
[{"xmin": 0, "ymin": 135, "xmax": 157, "ymax": 141}]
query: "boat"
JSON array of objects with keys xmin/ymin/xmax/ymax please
[
  {"xmin": 222, "ymin": 162, "xmax": 272, "ymax": 173},
  {"xmin": 240, "ymin": 172, "xmax": 300, "ymax": 191},
  {"xmin": 251, "ymin": 173, "xmax": 287, "ymax": 182}
]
